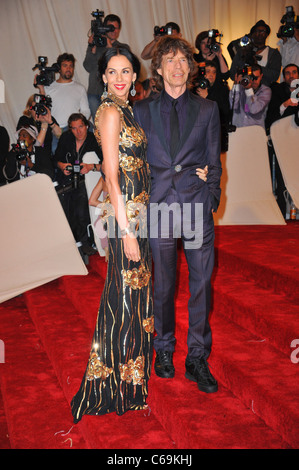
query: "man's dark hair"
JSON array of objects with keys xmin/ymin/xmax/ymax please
[
  {"xmin": 68, "ymin": 113, "xmax": 89, "ymax": 128},
  {"xmin": 151, "ymin": 36, "xmax": 196, "ymax": 90},
  {"xmin": 98, "ymin": 46, "xmax": 141, "ymax": 80},
  {"xmin": 57, "ymin": 53, "xmax": 76, "ymax": 68},
  {"xmin": 104, "ymin": 14, "xmax": 121, "ymax": 29},
  {"xmin": 282, "ymin": 63, "xmax": 299, "ymax": 78}
]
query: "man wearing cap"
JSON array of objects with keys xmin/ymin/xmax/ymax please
[
  {"xmin": 3, "ymin": 125, "xmax": 54, "ymax": 182},
  {"xmin": 230, "ymin": 20, "xmax": 282, "ymax": 87}
]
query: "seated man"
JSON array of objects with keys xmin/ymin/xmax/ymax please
[
  {"xmin": 3, "ymin": 125, "xmax": 54, "ymax": 182},
  {"xmin": 265, "ymin": 63, "xmax": 299, "ymax": 132},
  {"xmin": 265, "ymin": 63, "xmax": 299, "ymax": 218},
  {"xmin": 229, "ymin": 64, "xmax": 272, "ymax": 129},
  {"xmin": 54, "ymin": 113, "xmax": 102, "ymax": 257}
]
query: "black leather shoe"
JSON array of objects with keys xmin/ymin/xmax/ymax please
[
  {"xmin": 185, "ymin": 356, "xmax": 218, "ymax": 393},
  {"xmin": 154, "ymin": 350, "xmax": 175, "ymax": 378}
]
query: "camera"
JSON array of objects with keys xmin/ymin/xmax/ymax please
[
  {"xmin": 32, "ymin": 94, "xmax": 52, "ymax": 116},
  {"xmin": 90, "ymin": 10, "xmax": 115, "ymax": 47},
  {"xmin": 11, "ymin": 141, "xmax": 29, "ymax": 161},
  {"xmin": 65, "ymin": 163, "xmax": 82, "ymax": 189},
  {"xmin": 239, "ymin": 35, "xmax": 252, "ymax": 48},
  {"xmin": 237, "ymin": 66, "xmax": 255, "ymax": 87},
  {"xmin": 33, "ymin": 56, "xmax": 60, "ymax": 87},
  {"xmin": 207, "ymin": 29, "xmax": 223, "ymax": 53},
  {"xmin": 154, "ymin": 25, "xmax": 173, "ymax": 37},
  {"xmin": 194, "ymin": 62, "xmax": 210, "ymax": 90},
  {"xmin": 277, "ymin": 5, "xmax": 299, "ymax": 38}
]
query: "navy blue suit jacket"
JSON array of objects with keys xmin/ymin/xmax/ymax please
[{"xmin": 133, "ymin": 90, "xmax": 222, "ymax": 213}]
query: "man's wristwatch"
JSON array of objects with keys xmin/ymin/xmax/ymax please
[
  {"xmin": 120, "ymin": 225, "xmax": 133, "ymax": 237},
  {"xmin": 92, "ymin": 164, "xmax": 97, "ymax": 172}
]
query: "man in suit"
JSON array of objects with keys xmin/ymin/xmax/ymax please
[{"xmin": 134, "ymin": 36, "xmax": 221, "ymax": 393}]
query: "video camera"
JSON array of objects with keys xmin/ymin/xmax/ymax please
[
  {"xmin": 90, "ymin": 10, "xmax": 115, "ymax": 47},
  {"xmin": 207, "ymin": 29, "xmax": 223, "ymax": 53},
  {"xmin": 65, "ymin": 163, "xmax": 83, "ymax": 190},
  {"xmin": 154, "ymin": 25, "xmax": 173, "ymax": 37},
  {"xmin": 33, "ymin": 56, "xmax": 60, "ymax": 87},
  {"xmin": 277, "ymin": 5, "xmax": 299, "ymax": 38},
  {"xmin": 194, "ymin": 62, "xmax": 210, "ymax": 90},
  {"xmin": 11, "ymin": 141, "xmax": 29, "ymax": 161},
  {"xmin": 31, "ymin": 94, "xmax": 52, "ymax": 116}
]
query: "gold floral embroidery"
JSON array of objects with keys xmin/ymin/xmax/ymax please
[
  {"xmin": 143, "ymin": 315, "xmax": 154, "ymax": 334},
  {"xmin": 119, "ymin": 154, "xmax": 144, "ymax": 173},
  {"xmin": 122, "ymin": 263, "xmax": 151, "ymax": 290},
  {"xmin": 86, "ymin": 352, "xmax": 113, "ymax": 381},
  {"xmin": 119, "ymin": 356, "xmax": 145, "ymax": 386}
]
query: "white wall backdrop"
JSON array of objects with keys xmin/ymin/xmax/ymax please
[{"xmin": 1, "ymin": 0, "xmax": 298, "ymax": 142}]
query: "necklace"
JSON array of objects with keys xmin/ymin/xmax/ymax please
[{"xmin": 103, "ymin": 92, "xmax": 129, "ymax": 108}]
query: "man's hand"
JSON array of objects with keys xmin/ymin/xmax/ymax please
[
  {"xmin": 58, "ymin": 162, "xmax": 72, "ymax": 176},
  {"xmin": 196, "ymin": 165, "xmax": 208, "ymax": 182}
]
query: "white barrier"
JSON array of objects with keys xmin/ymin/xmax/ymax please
[
  {"xmin": 0, "ymin": 174, "xmax": 87, "ymax": 303},
  {"xmin": 214, "ymin": 126, "xmax": 285, "ymax": 226},
  {"xmin": 270, "ymin": 115, "xmax": 299, "ymax": 209}
]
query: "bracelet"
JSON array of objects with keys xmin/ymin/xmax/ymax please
[{"xmin": 120, "ymin": 225, "xmax": 133, "ymax": 238}]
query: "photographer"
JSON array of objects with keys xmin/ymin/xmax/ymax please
[
  {"xmin": 54, "ymin": 113, "xmax": 102, "ymax": 257},
  {"xmin": 194, "ymin": 30, "xmax": 230, "ymax": 81},
  {"xmin": 194, "ymin": 61, "xmax": 230, "ymax": 151},
  {"xmin": 141, "ymin": 22, "xmax": 181, "ymax": 60},
  {"xmin": 229, "ymin": 64, "xmax": 272, "ymax": 129},
  {"xmin": 17, "ymin": 94, "xmax": 61, "ymax": 155},
  {"xmin": 35, "ymin": 53, "xmax": 90, "ymax": 152},
  {"xmin": 83, "ymin": 13, "xmax": 130, "ymax": 121},
  {"xmin": 230, "ymin": 20, "xmax": 282, "ymax": 87},
  {"xmin": 277, "ymin": 11, "xmax": 299, "ymax": 73},
  {"xmin": 3, "ymin": 125, "xmax": 54, "ymax": 183}
]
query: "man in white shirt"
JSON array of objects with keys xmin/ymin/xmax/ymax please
[{"xmin": 36, "ymin": 53, "xmax": 90, "ymax": 151}]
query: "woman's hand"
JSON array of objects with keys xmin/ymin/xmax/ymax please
[
  {"xmin": 123, "ymin": 233, "xmax": 141, "ymax": 263},
  {"xmin": 196, "ymin": 165, "xmax": 208, "ymax": 182}
]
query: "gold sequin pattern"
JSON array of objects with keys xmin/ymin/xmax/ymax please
[
  {"xmin": 122, "ymin": 263, "xmax": 151, "ymax": 290},
  {"xmin": 86, "ymin": 352, "xmax": 113, "ymax": 381},
  {"xmin": 119, "ymin": 356, "xmax": 145, "ymax": 386}
]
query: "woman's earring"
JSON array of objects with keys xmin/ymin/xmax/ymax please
[
  {"xmin": 130, "ymin": 82, "xmax": 136, "ymax": 97},
  {"xmin": 102, "ymin": 83, "xmax": 108, "ymax": 99}
]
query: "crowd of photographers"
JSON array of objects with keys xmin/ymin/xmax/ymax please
[{"xmin": 1, "ymin": 7, "xmax": 299, "ymax": 251}]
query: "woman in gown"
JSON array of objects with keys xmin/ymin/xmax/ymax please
[{"xmin": 71, "ymin": 47, "xmax": 154, "ymax": 423}]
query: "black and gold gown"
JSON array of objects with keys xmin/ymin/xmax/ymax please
[{"xmin": 71, "ymin": 94, "xmax": 153, "ymax": 423}]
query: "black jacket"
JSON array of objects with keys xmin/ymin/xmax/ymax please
[
  {"xmin": 4, "ymin": 145, "xmax": 54, "ymax": 182},
  {"xmin": 54, "ymin": 130, "xmax": 102, "ymax": 186}
]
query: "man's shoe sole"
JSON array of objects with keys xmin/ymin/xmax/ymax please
[{"xmin": 185, "ymin": 371, "xmax": 218, "ymax": 393}]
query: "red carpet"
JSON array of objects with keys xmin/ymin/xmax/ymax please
[{"xmin": 0, "ymin": 223, "xmax": 298, "ymax": 449}]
